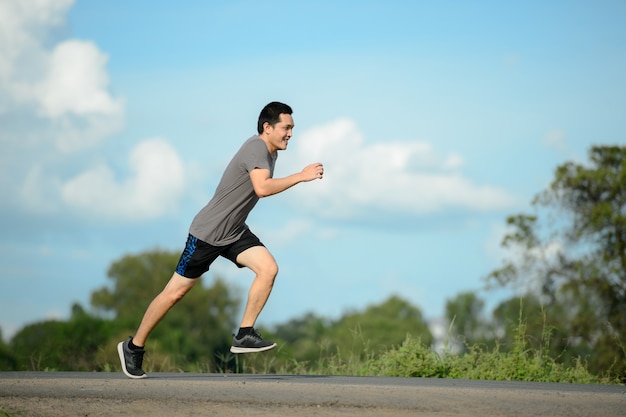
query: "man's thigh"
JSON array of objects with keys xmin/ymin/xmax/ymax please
[{"xmin": 235, "ymin": 246, "xmax": 277, "ymax": 274}]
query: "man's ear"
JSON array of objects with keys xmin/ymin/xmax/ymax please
[{"xmin": 263, "ymin": 121, "xmax": 271, "ymax": 134}]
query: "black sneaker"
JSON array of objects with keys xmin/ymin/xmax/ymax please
[
  {"xmin": 230, "ymin": 329, "xmax": 277, "ymax": 353},
  {"xmin": 117, "ymin": 337, "xmax": 147, "ymax": 379}
]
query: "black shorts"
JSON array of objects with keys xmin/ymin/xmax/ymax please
[{"xmin": 175, "ymin": 229, "xmax": 264, "ymax": 278}]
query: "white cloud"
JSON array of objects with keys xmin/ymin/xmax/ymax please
[
  {"xmin": 38, "ymin": 40, "xmax": 121, "ymax": 118},
  {"xmin": 62, "ymin": 138, "xmax": 186, "ymax": 220},
  {"xmin": 0, "ymin": 0, "xmax": 74, "ymax": 82},
  {"xmin": 0, "ymin": 0, "xmax": 179, "ymax": 224},
  {"xmin": 283, "ymin": 119, "xmax": 518, "ymax": 220},
  {"xmin": 0, "ymin": 0, "xmax": 123, "ymax": 152}
]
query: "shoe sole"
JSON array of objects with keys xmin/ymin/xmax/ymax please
[
  {"xmin": 117, "ymin": 341, "xmax": 148, "ymax": 379},
  {"xmin": 230, "ymin": 342, "xmax": 277, "ymax": 354}
]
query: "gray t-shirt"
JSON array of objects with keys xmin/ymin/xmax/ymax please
[{"xmin": 189, "ymin": 135, "xmax": 277, "ymax": 245}]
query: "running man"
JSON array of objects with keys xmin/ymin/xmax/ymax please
[{"xmin": 118, "ymin": 101, "xmax": 324, "ymax": 378}]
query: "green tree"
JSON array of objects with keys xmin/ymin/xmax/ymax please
[
  {"xmin": 487, "ymin": 145, "xmax": 626, "ymax": 378},
  {"xmin": 327, "ymin": 295, "xmax": 433, "ymax": 357},
  {"xmin": 0, "ymin": 328, "xmax": 17, "ymax": 371},
  {"xmin": 91, "ymin": 249, "xmax": 242, "ymax": 371},
  {"xmin": 270, "ymin": 296, "xmax": 433, "ymax": 368},
  {"xmin": 445, "ymin": 291, "xmax": 490, "ymax": 349},
  {"xmin": 9, "ymin": 304, "xmax": 114, "ymax": 371},
  {"xmin": 273, "ymin": 312, "xmax": 332, "ymax": 363}
]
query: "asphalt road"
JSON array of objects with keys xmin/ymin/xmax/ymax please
[{"xmin": 1, "ymin": 372, "xmax": 625, "ymax": 416}]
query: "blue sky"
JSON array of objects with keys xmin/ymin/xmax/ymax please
[{"xmin": 1, "ymin": 0, "xmax": 625, "ymax": 341}]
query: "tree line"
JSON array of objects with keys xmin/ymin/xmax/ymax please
[{"xmin": 1, "ymin": 145, "xmax": 624, "ymax": 382}]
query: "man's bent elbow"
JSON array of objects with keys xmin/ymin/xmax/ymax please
[{"xmin": 254, "ymin": 188, "xmax": 274, "ymax": 198}]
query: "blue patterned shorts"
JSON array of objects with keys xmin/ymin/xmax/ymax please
[{"xmin": 175, "ymin": 229, "xmax": 264, "ymax": 278}]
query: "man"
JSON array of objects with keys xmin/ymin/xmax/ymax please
[{"xmin": 118, "ymin": 101, "xmax": 324, "ymax": 379}]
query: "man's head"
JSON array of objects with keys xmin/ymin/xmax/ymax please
[
  {"xmin": 257, "ymin": 102, "xmax": 294, "ymax": 153},
  {"xmin": 257, "ymin": 102, "xmax": 293, "ymax": 134}
]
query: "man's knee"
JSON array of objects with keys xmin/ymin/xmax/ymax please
[
  {"xmin": 260, "ymin": 260, "xmax": 279, "ymax": 280},
  {"xmin": 238, "ymin": 246, "xmax": 279, "ymax": 279},
  {"xmin": 162, "ymin": 273, "xmax": 196, "ymax": 304}
]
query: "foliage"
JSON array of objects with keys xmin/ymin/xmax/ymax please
[
  {"xmin": 329, "ymin": 295, "xmax": 433, "ymax": 354},
  {"xmin": 0, "ymin": 328, "xmax": 17, "ymax": 371},
  {"xmin": 9, "ymin": 304, "xmax": 115, "ymax": 371},
  {"xmin": 2, "ymin": 280, "xmax": 621, "ymax": 384},
  {"xmin": 237, "ymin": 324, "xmax": 613, "ymax": 384},
  {"xmin": 445, "ymin": 291, "xmax": 491, "ymax": 350},
  {"xmin": 271, "ymin": 313, "xmax": 332, "ymax": 363},
  {"xmin": 228, "ymin": 296, "xmax": 620, "ymax": 385},
  {"xmin": 270, "ymin": 295, "xmax": 433, "ymax": 369},
  {"xmin": 486, "ymin": 145, "xmax": 626, "ymax": 380}
]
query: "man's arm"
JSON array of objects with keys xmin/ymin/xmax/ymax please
[{"xmin": 250, "ymin": 163, "xmax": 324, "ymax": 198}]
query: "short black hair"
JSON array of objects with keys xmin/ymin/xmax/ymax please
[{"xmin": 257, "ymin": 101, "xmax": 293, "ymax": 134}]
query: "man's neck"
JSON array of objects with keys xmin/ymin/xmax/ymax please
[{"xmin": 258, "ymin": 134, "xmax": 277, "ymax": 155}]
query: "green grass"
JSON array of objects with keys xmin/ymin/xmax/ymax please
[
  {"xmin": 232, "ymin": 321, "xmax": 620, "ymax": 384},
  {"xmin": 95, "ymin": 314, "xmax": 622, "ymax": 384}
]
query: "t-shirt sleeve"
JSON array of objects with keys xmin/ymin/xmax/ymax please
[{"xmin": 242, "ymin": 139, "xmax": 271, "ymax": 172}]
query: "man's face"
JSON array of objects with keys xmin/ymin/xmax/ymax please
[{"xmin": 265, "ymin": 113, "xmax": 294, "ymax": 152}]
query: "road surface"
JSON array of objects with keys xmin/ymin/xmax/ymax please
[{"xmin": 1, "ymin": 372, "xmax": 624, "ymax": 416}]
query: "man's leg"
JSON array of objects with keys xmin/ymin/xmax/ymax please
[
  {"xmin": 235, "ymin": 246, "xmax": 279, "ymax": 328},
  {"xmin": 229, "ymin": 245, "xmax": 278, "ymax": 353},
  {"xmin": 133, "ymin": 272, "xmax": 199, "ymax": 346},
  {"xmin": 119, "ymin": 272, "xmax": 198, "ymax": 378}
]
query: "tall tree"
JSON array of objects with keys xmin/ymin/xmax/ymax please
[{"xmin": 487, "ymin": 145, "xmax": 626, "ymax": 378}]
